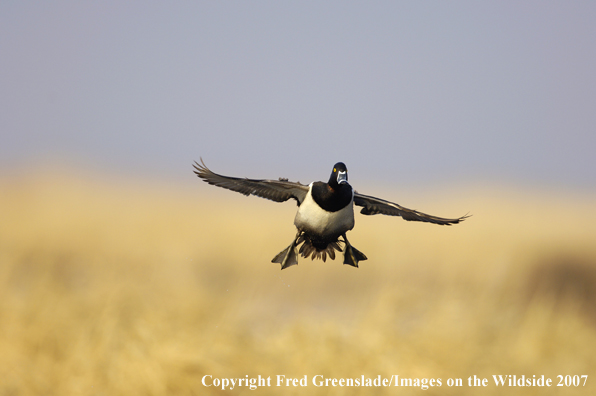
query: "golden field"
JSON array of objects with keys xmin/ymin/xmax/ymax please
[{"xmin": 1, "ymin": 169, "xmax": 595, "ymax": 395}]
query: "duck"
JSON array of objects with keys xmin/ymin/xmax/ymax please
[{"xmin": 193, "ymin": 159, "xmax": 468, "ymax": 269}]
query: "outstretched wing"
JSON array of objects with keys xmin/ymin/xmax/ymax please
[
  {"xmin": 353, "ymin": 192, "xmax": 469, "ymax": 225},
  {"xmin": 193, "ymin": 159, "xmax": 309, "ymax": 205}
]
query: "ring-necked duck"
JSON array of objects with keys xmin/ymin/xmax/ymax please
[{"xmin": 193, "ymin": 159, "xmax": 468, "ymax": 269}]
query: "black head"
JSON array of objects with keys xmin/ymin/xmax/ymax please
[{"xmin": 328, "ymin": 162, "xmax": 348, "ymax": 188}]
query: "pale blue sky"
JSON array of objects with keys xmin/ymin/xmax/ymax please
[{"xmin": 1, "ymin": 1, "xmax": 595, "ymax": 189}]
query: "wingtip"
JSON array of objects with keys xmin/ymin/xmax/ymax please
[
  {"xmin": 192, "ymin": 157, "xmax": 209, "ymax": 177},
  {"xmin": 453, "ymin": 212, "xmax": 472, "ymax": 224}
]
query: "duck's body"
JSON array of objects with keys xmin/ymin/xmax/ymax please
[
  {"xmin": 285, "ymin": 165, "xmax": 364, "ymax": 266},
  {"xmin": 294, "ymin": 182, "xmax": 354, "ymax": 242},
  {"xmin": 193, "ymin": 159, "xmax": 468, "ymax": 269}
]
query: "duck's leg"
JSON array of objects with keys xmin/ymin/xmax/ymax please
[
  {"xmin": 342, "ymin": 233, "xmax": 367, "ymax": 268},
  {"xmin": 271, "ymin": 231, "xmax": 302, "ymax": 270}
]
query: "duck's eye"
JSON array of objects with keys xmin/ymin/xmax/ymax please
[{"xmin": 333, "ymin": 168, "xmax": 336, "ymax": 173}]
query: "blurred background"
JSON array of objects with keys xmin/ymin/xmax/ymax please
[{"xmin": 1, "ymin": 1, "xmax": 595, "ymax": 395}]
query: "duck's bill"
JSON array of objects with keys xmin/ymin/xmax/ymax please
[{"xmin": 337, "ymin": 171, "xmax": 348, "ymax": 184}]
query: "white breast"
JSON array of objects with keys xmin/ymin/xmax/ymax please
[{"xmin": 294, "ymin": 183, "xmax": 355, "ymax": 239}]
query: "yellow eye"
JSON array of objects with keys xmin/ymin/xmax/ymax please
[{"xmin": 333, "ymin": 168, "xmax": 336, "ymax": 172}]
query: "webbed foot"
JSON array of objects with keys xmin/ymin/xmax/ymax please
[
  {"xmin": 271, "ymin": 231, "xmax": 302, "ymax": 269},
  {"xmin": 342, "ymin": 234, "xmax": 368, "ymax": 268}
]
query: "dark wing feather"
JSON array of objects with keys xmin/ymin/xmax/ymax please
[
  {"xmin": 353, "ymin": 192, "xmax": 469, "ymax": 225},
  {"xmin": 193, "ymin": 159, "xmax": 308, "ymax": 205}
]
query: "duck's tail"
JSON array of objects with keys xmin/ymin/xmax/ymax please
[{"xmin": 297, "ymin": 234, "xmax": 343, "ymax": 262}]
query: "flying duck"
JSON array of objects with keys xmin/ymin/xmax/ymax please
[{"xmin": 193, "ymin": 159, "xmax": 468, "ymax": 269}]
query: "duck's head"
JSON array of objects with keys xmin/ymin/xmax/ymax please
[{"xmin": 329, "ymin": 162, "xmax": 348, "ymax": 188}]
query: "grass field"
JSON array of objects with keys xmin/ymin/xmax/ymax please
[{"xmin": 1, "ymin": 169, "xmax": 595, "ymax": 395}]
